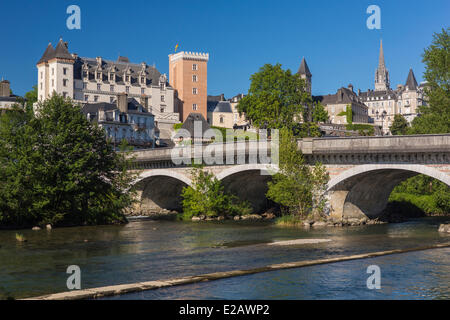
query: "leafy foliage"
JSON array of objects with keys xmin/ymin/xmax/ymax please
[
  {"xmin": 390, "ymin": 114, "xmax": 409, "ymax": 135},
  {"xmin": 266, "ymin": 128, "xmax": 329, "ymax": 217},
  {"xmin": 390, "ymin": 175, "xmax": 449, "ymax": 215},
  {"xmin": 181, "ymin": 166, "xmax": 252, "ymax": 219},
  {"xmin": 237, "ymin": 64, "xmax": 311, "ymax": 129},
  {"xmin": 409, "ymin": 28, "xmax": 450, "ymax": 134},
  {"xmin": 0, "ymin": 94, "xmax": 136, "ymax": 227}
]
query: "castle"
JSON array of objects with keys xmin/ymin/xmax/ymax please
[
  {"xmin": 36, "ymin": 39, "xmax": 210, "ymax": 142},
  {"xmin": 312, "ymin": 40, "xmax": 427, "ymax": 134}
]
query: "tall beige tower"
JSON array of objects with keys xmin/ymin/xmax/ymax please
[{"xmin": 168, "ymin": 51, "xmax": 209, "ymax": 122}]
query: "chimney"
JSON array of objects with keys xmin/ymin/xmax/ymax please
[
  {"xmin": 348, "ymin": 84, "xmax": 353, "ymax": 92},
  {"xmin": 357, "ymin": 89, "xmax": 361, "ymax": 95},
  {"xmin": 220, "ymin": 93, "xmax": 225, "ymax": 101},
  {"xmin": 0, "ymin": 80, "xmax": 10, "ymax": 97},
  {"xmin": 117, "ymin": 93, "xmax": 128, "ymax": 113}
]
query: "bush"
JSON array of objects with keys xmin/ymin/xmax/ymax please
[{"xmin": 181, "ymin": 166, "xmax": 252, "ymax": 219}]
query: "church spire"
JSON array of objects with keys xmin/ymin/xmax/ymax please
[
  {"xmin": 374, "ymin": 39, "xmax": 390, "ymax": 91},
  {"xmin": 378, "ymin": 39, "xmax": 385, "ymax": 68}
]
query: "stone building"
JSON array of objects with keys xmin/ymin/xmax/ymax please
[
  {"xmin": 0, "ymin": 79, "xmax": 22, "ymax": 110},
  {"xmin": 229, "ymin": 93, "xmax": 250, "ymax": 129},
  {"xmin": 82, "ymin": 93, "xmax": 158, "ymax": 149},
  {"xmin": 314, "ymin": 85, "xmax": 369, "ymax": 124},
  {"xmin": 207, "ymin": 94, "xmax": 234, "ymax": 128},
  {"xmin": 168, "ymin": 51, "xmax": 209, "ymax": 122},
  {"xmin": 36, "ymin": 38, "xmax": 178, "ymax": 140},
  {"xmin": 358, "ymin": 40, "xmax": 426, "ymax": 134}
]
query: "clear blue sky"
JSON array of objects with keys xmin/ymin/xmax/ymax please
[{"xmin": 1, "ymin": 0, "xmax": 448, "ymax": 97}]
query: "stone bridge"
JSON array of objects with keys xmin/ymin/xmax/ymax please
[{"xmin": 129, "ymin": 134, "xmax": 450, "ymax": 220}]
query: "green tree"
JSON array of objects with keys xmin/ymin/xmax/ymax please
[
  {"xmin": 390, "ymin": 114, "xmax": 409, "ymax": 135},
  {"xmin": 181, "ymin": 166, "xmax": 251, "ymax": 219},
  {"xmin": 24, "ymin": 85, "xmax": 38, "ymax": 115},
  {"xmin": 409, "ymin": 28, "xmax": 450, "ymax": 134},
  {"xmin": 237, "ymin": 64, "xmax": 311, "ymax": 129},
  {"xmin": 0, "ymin": 94, "xmax": 136, "ymax": 227},
  {"xmin": 266, "ymin": 128, "xmax": 329, "ymax": 217},
  {"xmin": 312, "ymin": 101, "xmax": 329, "ymax": 123}
]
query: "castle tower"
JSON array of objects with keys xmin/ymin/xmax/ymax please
[
  {"xmin": 168, "ymin": 51, "xmax": 209, "ymax": 122},
  {"xmin": 297, "ymin": 57, "xmax": 312, "ymax": 94},
  {"xmin": 374, "ymin": 39, "xmax": 390, "ymax": 91},
  {"xmin": 37, "ymin": 38, "xmax": 75, "ymax": 101}
]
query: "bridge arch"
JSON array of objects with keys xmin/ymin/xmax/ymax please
[
  {"xmin": 217, "ymin": 164, "xmax": 279, "ymax": 213},
  {"xmin": 328, "ymin": 164, "xmax": 450, "ymax": 220},
  {"xmin": 134, "ymin": 170, "xmax": 192, "ymax": 213}
]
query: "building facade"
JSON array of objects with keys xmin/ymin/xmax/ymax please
[
  {"xmin": 0, "ymin": 79, "xmax": 22, "ymax": 110},
  {"xmin": 168, "ymin": 51, "xmax": 209, "ymax": 122},
  {"xmin": 82, "ymin": 93, "xmax": 158, "ymax": 149},
  {"xmin": 315, "ymin": 85, "xmax": 369, "ymax": 124},
  {"xmin": 358, "ymin": 40, "xmax": 426, "ymax": 134},
  {"xmin": 36, "ymin": 39, "xmax": 178, "ymax": 140},
  {"xmin": 207, "ymin": 94, "xmax": 234, "ymax": 128}
]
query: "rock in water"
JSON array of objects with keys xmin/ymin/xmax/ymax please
[
  {"xmin": 438, "ymin": 224, "xmax": 450, "ymax": 233},
  {"xmin": 46, "ymin": 224, "xmax": 52, "ymax": 230},
  {"xmin": 32, "ymin": 226, "xmax": 41, "ymax": 231}
]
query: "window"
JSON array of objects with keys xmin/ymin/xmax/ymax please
[
  {"xmin": 161, "ymin": 95, "xmax": 165, "ymax": 102},
  {"xmin": 110, "ymin": 73, "xmax": 114, "ymax": 81},
  {"xmin": 52, "ymin": 68, "xmax": 54, "ymax": 75},
  {"xmin": 193, "ymin": 104, "xmax": 197, "ymax": 111},
  {"xmin": 110, "ymin": 97, "xmax": 115, "ymax": 103},
  {"xmin": 40, "ymin": 82, "xmax": 43, "ymax": 90},
  {"xmin": 63, "ymin": 92, "xmax": 67, "ymax": 98},
  {"xmin": 83, "ymin": 71, "xmax": 88, "ymax": 78},
  {"xmin": 83, "ymin": 82, "xmax": 87, "ymax": 89},
  {"xmin": 126, "ymin": 86, "xmax": 130, "ymax": 93},
  {"xmin": 63, "ymin": 68, "xmax": 67, "ymax": 75},
  {"xmin": 63, "ymin": 79, "xmax": 68, "ymax": 87},
  {"xmin": 110, "ymin": 85, "xmax": 114, "ymax": 92},
  {"xmin": 192, "ymin": 88, "xmax": 198, "ymax": 95},
  {"xmin": 84, "ymin": 95, "xmax": 89, "ymax": 101},
  {"xmin": 52, "ymin": 79, "xmax": 54, "ymax": 87},
  {"xmin": 220, "ymin": 116, "xmax": 224, "ymax": 124},
  {"xmin": 141, "ymin": 88, "xmax": 145, "ymax": 95},
  {"xmin": 160, "ymin": 107, "xmax": 165, "ymax": 113},
  {"xmin": 192, "ymin": 75, "xmax": 198, "ymax": 82},
  {"xmin": 141, "ymin": 77, "xmax": 145, "ymax": 84},
  {"xmin": 94, "ymin": 95, "xmax": 99, "ymax": 102},
  {"xmin": 40, "ymin": 72, "xmax": 43, "ymax": 79},
  {"xmin": 192, "ymin": 64, "xmax": 198, "ymax": 71},
  {"xmin": 97, "ymin": 72, "xmax": 101, "ymax": 80},
  {"xmin": 126, "ymin": 76, "xmax": 130, "ymax": 82},
  {"xmin": 97, "ymin": 84, "xmax": 101, "ymax": 91}
]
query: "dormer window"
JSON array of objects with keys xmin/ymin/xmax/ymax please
[
  {"xmin": 126, "ymin": 75, "xmax": 130, "ymax": 82},
  {"xmin": 141, "ymin": 77, "xmax": 145, "ymax": 84},
  {"xmin": 110, "ymin": 73, "xmax": 115, "ymax": 81},
  {"xmin": 97, "ymin": 72, "xmax": 101, "ymax": 80}
]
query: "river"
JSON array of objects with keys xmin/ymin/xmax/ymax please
[{"xmin": 0, "ymin": 217, "xmax": 449, "ymax": 299}]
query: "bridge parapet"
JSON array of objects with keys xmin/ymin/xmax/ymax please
[{"xmin": 300, "ymin": 134, "xmax": 450, "ymax": 155}]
